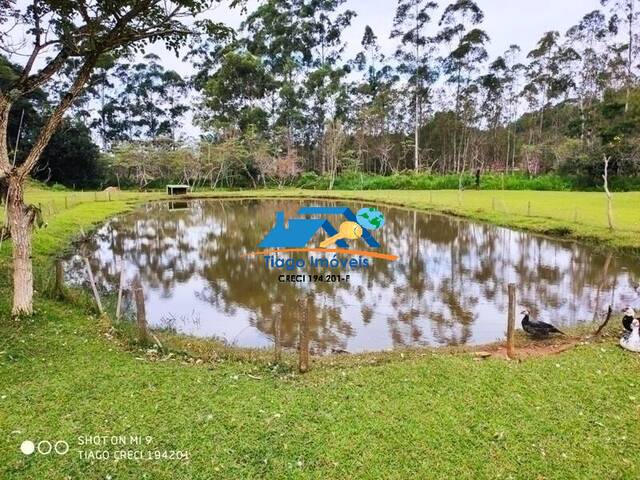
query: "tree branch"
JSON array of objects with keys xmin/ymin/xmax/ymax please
[{"xmin": 16, "ymin": 54, "xmax": 100, "ymax": 179}]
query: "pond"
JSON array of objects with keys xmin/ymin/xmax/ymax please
[{"xmin": 65, "ymin": 199, "xmax": 640, "ymax": 353}]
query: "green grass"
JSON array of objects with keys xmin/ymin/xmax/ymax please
[
  {"xmin": 296, "ymin": 171, "xmax": 640, "ymax": 192},
  {"xmin": 1, "ymin": 185, "xmax": 640, "ymax": 479}
]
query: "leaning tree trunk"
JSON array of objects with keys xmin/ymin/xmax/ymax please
[{"xmin": 6, "ymin": 176, "xmax": 35, "ymax": 315}]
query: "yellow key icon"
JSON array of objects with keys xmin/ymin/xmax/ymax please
[{"xmin": 319, "ymin": 221, "xmax": 363, "ymax": 248}]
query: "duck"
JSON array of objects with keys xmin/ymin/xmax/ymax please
[
  {"xmin": 620, "ymin": 319, "xmax": 640, "ymax": 352},
  {"xmin": 520, "ymin": 309, "xmax": 565, "ymax": 337},
  {"xmin": 622, "ymin": 307, "xmax": 636, "ymax": 332}
]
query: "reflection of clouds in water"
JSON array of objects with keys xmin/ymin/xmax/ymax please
[{"xmin": 64, "ymin": 199, "xmax": 640, "ymax": 353}]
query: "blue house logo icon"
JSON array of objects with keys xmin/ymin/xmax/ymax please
[{"xmin": 259, "ymin": 207, "xmax": 381, "ymax": 249}]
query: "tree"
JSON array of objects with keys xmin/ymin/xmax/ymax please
[
  {"xmin": 601, "ymin": 0, "xmax": 639, "ymax": 112},
  {"xmin": 438, "ymin": 0, "xmax": 488, "ymax": 173},
  {"xmin": 0, "ymin": 0, "xmax": 229, "ymax": 315},
  {"xmin": 199, "ymin": 49, "xmax": 275, "ymax": 133},
  {"xmin": 391, "ymin": 0, "xmax": 439, "ymax": 171},
  {"xmin": 34, "ymin": 119, "xmax": 101, "ymax": 188},
  {"xmin": 566, "ymin": 10, "xmax": 611, "ymax": 144},
  {"xmin": 352, "ymin": 26, "xmax": 399, "ymax": 173},
  {"xmin": 94, "ymin": 54, "xmax": 190, "ymax": 142},
  {"xmin": 241, "ymin": 0, "xmax": 355, "ymax": 171},
  {"xmin": 523, "ymin": 32, "xmax": 579, "ymax": 139}
]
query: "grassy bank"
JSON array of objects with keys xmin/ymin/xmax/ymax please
[
  {"xmin": 1, "ymin": 186, "xmax": 639, "ymax": 479},
  {"xmin": 296, "ymin": 172, "xmax": 640, "ymax": 192}
]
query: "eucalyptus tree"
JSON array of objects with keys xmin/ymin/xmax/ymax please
[
  {"xmin": 352, "ymin": 26, "xmax": 399, "ymax": 173},
  {"xmin": 297, "ymin": 0, "xmax": 355, "ymax": 172},
  {"xmin": 479, "ymin": 56, "xmax": 508, "ymax": 168},
  {"xmin": 524, "ymin": 31, "xmax": 579, "ymax": 138},
  {"xmin": 390, "ymin": 0, "xmax": 439, "ymax": 171},
  {"xmin": 438, "ymin": 0, "xmax": 488, "ymax": 173},
  {"xmin": 601, "ymin": 0, "xmax": 640, "ymax": 112},
  {"xmin": 0, "ymin": 0, "xmax": 229, "ymax": 315},
  {"xmin": 566, "ymin": 10, "xmax": 611, "ymax": 144},
  {"xmin": 87, "ymin": 55, "xmax": 190, "ymax": 144},
  {"xmin": 241, "ymin": 0, "xmax": 354, "ymax": 170},
  {"xmin": 502, "ymin": 45, "xmax": 525, "ymax": 171},
  {"xmin": 122, "ymin": 54, "xmax": 189, "ymax": 140},
  {"xmin": 198, "ymin": 49, "xmax": 275, "ymax": 133}
]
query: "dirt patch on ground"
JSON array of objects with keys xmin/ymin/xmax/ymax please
[
  {"xmin": 465, "ymin": 334, "xmax": 593, "ymax": 361},
  {"xmin": 486, "ymin": 341, "xmax": 580, "ymax": 360}
]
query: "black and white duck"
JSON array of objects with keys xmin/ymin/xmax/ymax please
[
  {"xmin": 521, "ymin": 309, "xmax": 565, "ymax": 337},
  {"xmin": 622, "ymin": 307, "xmax": 636, "ymax": 332},
  {"xmin": 620, "ymin": 319, "xmax": 640, "ymax": 353}
]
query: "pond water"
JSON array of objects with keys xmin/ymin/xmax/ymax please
[{"xmin": 65, "ymin": 199, "xmax": 640, "ymax": 353}]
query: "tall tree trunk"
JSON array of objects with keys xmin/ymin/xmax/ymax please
[
  {"xmin": 414, "ymin": 5, "xmax": 420, "ymax": 171},
  {"xmin": 415, "ymin": 94, "xmax": 420, "ymax": 171},
  {"xmin": 603, "ymin": 155, "xmax": 614, "ymax": 230},
  {"xmin": 626, "ymin": 1, "xmax": 634, "ymax": 114},
  {"xmin": 7, "ymin": 177, "xmax": 34, "ymax": 315}
]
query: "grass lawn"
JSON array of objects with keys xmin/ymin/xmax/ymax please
[{"xmin": 1, "ymin": 185, "xmax": 639, "ymax": 479}]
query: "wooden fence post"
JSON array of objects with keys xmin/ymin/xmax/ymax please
[
  {"xmin": 108, "ymin": 191, "xmax": 112, "ymax": 202},
  {"xmin": 55, "ymin": 258, "xmax": 65, "ymax": 298},
  {"xmin": 133, "ymin": 276, "xmax": 149, "ymax": 344},
  {"xmin": 298, "ymin": 297, "xmax": 310, "ymax": 373},
  {"xmin": 527, "ymin": 201, "xmax": 531, "ymax": 216},
  {"xmin": 64, "ymin": 196, "xmax": 68, "ymax": 209},
  {"xmin": 84, "ymin": 257, "xmax": 104, "ymax": 315},
  {"xmin": 115, "ymin": 268, "xmax": 126, "ymax": 321},
  {"xmin": 507, "ymin": 284, "xmax": 516, "ymax": 359}
]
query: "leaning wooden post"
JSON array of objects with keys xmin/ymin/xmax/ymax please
[
  {"xmin": 108, "ymin": 191, "xmax": 112, "ymax": 202},
  {"xmin": 594, "ymin": 305, "xmax": 613, "ymax": 337},
  {"xmin": 115, "ymin": 268, "xmax": 126, "ymax": 321},
  {"xmin": 507, "ymin": 284, "xmax": 516, "ymax": 359},
  {"xmin": 133, "ymin": 276, "xmax": 149, "ymax": 344},
  {"xmin": 55, "ymin": 258, "xmax": 65, "ymax": 299},
  {"xmin": 298, "ymin": 297, "xmax": 310, "ymax": 373},
  {"xmin": 84, "ymin": 257, "xmax": 104, "ymax": 315}
]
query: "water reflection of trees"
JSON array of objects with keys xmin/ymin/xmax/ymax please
[{"xmin": 67, "ymin": 199, "xmax": 640, "ymax": 352}]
